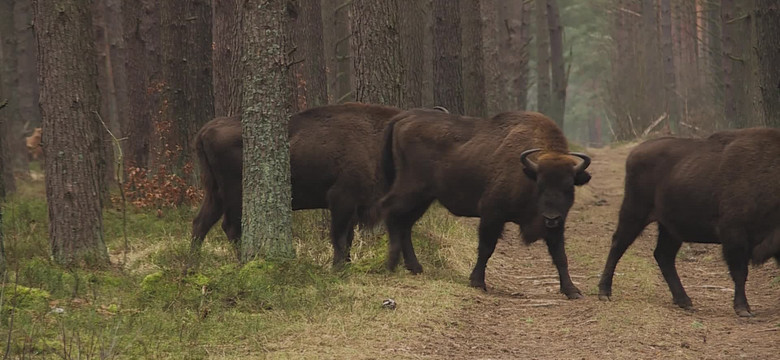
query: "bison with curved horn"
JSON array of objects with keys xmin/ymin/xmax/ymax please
[
  {"xmin": 598, "ymin": 127, "xmax": 780, "ymax": 317},
  {"xmin": 191, "ymin": 103, "xmax": 449, "ymax": 266},
  {"xmin": 379, "ymin": 109, "xmax": 592, "ymax": 299}
]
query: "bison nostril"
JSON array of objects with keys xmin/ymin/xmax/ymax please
[{"xmin": 543, "ymin": 215, "xmax": 562, "ymax": 228}]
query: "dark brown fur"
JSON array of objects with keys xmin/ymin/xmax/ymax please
[
  {"xmin": 191, "ymin": 103, "xmax": 406, "ymax": 265},
  {"xmin": 380, "ymin": 110, "xmax": 592, "ymax": 298},
  {"xmin": 598, "ymin": 127, "xmax": 780, "ymax": 317}
]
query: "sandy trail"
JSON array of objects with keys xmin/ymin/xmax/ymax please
[{"xmin": 410, "ymin": 143, "xmax": 779, "ymax": 360}]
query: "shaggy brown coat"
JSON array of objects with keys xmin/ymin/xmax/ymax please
[
  {"xmin": 192, "ymin": 103, "xmax": 408, "ymax": 264},
  {"xmin": 380, "ymin": 110, "xmax": 592, "ymax": 298},
  {"xmin": 598, "ymin": 127, "xmax": 780, "ymax": 317}
]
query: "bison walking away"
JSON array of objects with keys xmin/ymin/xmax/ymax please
[
  {"xmin": 380, "ymin": 110, "xmax": 592, "ymax": 299},
  {"xmin": 191, "ymin": 103, "xmax": 448, "ymax": 265},
  {"xmin": 598, "ymin": 128, "xmax": 780, "ymax": 317}
]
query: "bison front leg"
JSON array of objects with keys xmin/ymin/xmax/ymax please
[
  {"xmin": 544, "ymin": 232, "xmax": 582, "ymax": 299},
  {"xmin": 469, "ymin": 219, "xmax": 505, "ymax": 291}
]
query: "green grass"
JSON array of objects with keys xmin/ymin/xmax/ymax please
[{"xmin": 1, "ymin": 181, "xmax": 477, "ymax": 358}]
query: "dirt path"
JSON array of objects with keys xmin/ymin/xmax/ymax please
[{"xmin": 411, "ymin": 143, "xmax": 779, "ymax": 359}]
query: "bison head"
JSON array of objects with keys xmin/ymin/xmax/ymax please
[{"xmin": 520, "ymin": 148, "xmax": 591, "ymax": 229}]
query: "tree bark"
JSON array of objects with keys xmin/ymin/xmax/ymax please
[
  {"xmin": 13, "ymin": 0, "xmax": 36, "ymax": 171},
  {"xmin": 755, "ymin": 0, "xmax": 780, "ymax": 127},
  {"xmin": 546, "ymin": 0, "xmax": 566, "ymax": 129},
  {"xmin": 33, "ymin": 0, "xmax": 109, "ymax": 267},
  {"xmin": 460, "ymin": 0, "xmax": 487, "ymax": 117},
  {"xmin": 121, "ymin": 0, "xmax": 159, "ymax": 169},
  {"xmin": 285, "ymin": 0, "xmax": 327, "ymax": 111},
  {"xmin": 661, "ymin": 0, "xmax": 678, "ymax": 131},
  {"xmin": 160, "ymin": 0, "xmax": 214, "ymax": 185},
  {"xmin": 498, "ymin": 0, "xmax": 531, "ymax": 111},
  {"xmin": 433, "ymin": 0, "xmax": 464, "ymax": 114},
  {"xmin": 91, "ymin": 0, "xmax": 115, "ymax": 202},
  {"xmin": 350, "ymin": 0, "xmax": 402, "ymax": 106},
  {"xmin": 240, "ymin": 0, "xmax": 295, "ymax": 261},
  {"xmin": 213, "ymin": 0, "xmax": 244, "ymax": 117},
  {"xmin": 399, "ymin": 0, "xmax": 427, "ymax": 108},
  {"xmin": 322, "ymin": 0, "xmax": 352, "ymax": 104},
  {"xmin": 1, "ymin": 0, "xmax": 18, "ymax": 194},
  {"xmin": 535, "ymin": 0, "xmax": 550, "ymax": 115}
]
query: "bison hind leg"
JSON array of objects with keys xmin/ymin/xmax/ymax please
[{"xmin": 654, "ymin": 225, "xmax": 693, "ymax": 310}]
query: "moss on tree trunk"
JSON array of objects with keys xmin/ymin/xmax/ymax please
[
  {"xmin": 33, "ymin": 0, "xmax": 109, "ymax": 267},
  {"xmin": 239, "ymin": 0, "xmax": 295, "ymax": 262}
]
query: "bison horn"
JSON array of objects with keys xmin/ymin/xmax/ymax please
[
  {"xmin": 569, "ymin": 152, "xmax": 591, "ymax": 173},
  {"xmin": 520, "ymin": 148, "xmax": 541, "ymax": 173},
  {"xmin": 432, "ymin": 106, "xmax": 449, "ymax": 114}
]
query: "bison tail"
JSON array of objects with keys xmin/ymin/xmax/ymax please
[
  {"xmin": 380, "ymin": 120, "xmax": 398, "ymax": 190},
  {"xmin": 195, "ymin": 132, "xmax": 219, "ymax": 203}
]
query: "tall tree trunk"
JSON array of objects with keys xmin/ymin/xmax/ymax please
[
  {"xmin": 433, "ymin": 0, "xmax": 464, "ymax": 114},
  {"xmin": 640, "ymin": 0, "xmax": 663, "ymax": 129},
  {"xmin": 399, "ymin": 0, "xmax": 426, "ymax": 108},
  {"xmin": 546, "ymin": 0, "xmax": 566, "ymax": 129},
  {"xmin": 122, "ymin": 0, "xmax": 159, "ymax": 169},
  {"xmin": 322, "ymin": 0, "xmax": 352, "ymax": 104},
  {"xmin": 707, "ymin": 0, "xmax": 724, "ymax": 128},
  {"xmin": 213, "ymin": 0, "xmax": 244, "ymax": 117},
  {"xmin": 755, "ymin": 0, "xmax": 780, "ymax": 127},
  {"xmin": 498, "ymin": 0, "xmax": 531, "ymax": 111},
  {"xmin": 105, "ymin": 0, "xmax": 127, "ymax": 137},
  {"xmin": 350, "ymin": 0, "xmax": 402, "ymax": 106},
  {"xmin": 460, "ymin": 0, "xmax": 487, "ymax": 117},
  {"xmin": 661, "ymin": 0, "xmax": 678, "ymax": 132},
  {"xmin": 0, "ymin": 0, "xmax": 18, "ymax": 194},
  {"xmin": 13, "ymin": 0, "xmax": 36, "ymax": 171},
  {"xmin": 91, "ymin": 0, "xmax": 115, "ymax": 201},
  {"xmin": 481, "ymin": 0, "xmax": 500, "ymax": 116},
  {"xmin": 160, "ymin": 0, "xmax": 214, "ymax": 185},
  {"xmin": 535, "ymin": 0, "xmax": 550, "ymax": 115},
  {"xmin": 33, "ymin": 0, "xmax": 109, "ymax": 267},
  {"xmin": 240, "ymin": 0, "xmax": 295, "ymax": 261},
  {"xmin": 285, "ymin": 0, "xmax": 327, "ymax": 111}
]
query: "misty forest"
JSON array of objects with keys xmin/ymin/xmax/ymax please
[{"xmin": 0, "ymin": 0, "xmax": 778, "ymax": 358}]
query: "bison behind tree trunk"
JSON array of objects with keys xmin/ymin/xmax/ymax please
[
  {"xmin": 191, "ymin": 103, "xmax": 449, "ymax": 266},
  {"xmin": 379, "ymin": 110, "xmax": 591, "ymax": 299},
  {"xmin": 598, "ymin": 128, "xmax": 780, "ymax": 317}
]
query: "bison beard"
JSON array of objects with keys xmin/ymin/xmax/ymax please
[
  {"xmin": 190, "ymin": 103, "xmax": 449, "ymax": 267},
  {"xmin": 379, "ymin": 109, "xmax": 592, "ymax": 299},
  {"xmin": 598, "ymin": 127, "xmax": 780, "ymax": 317}
]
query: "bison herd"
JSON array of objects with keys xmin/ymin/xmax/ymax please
[{"xmin": 191, "ymin": 102, "xmax": 779, "ymax": 318}]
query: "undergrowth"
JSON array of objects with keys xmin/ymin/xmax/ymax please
[{"xmin": 0, "ymin": 179, "xmax": 477, "ymax": 359}]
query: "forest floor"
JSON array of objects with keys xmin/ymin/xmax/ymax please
[
  {"xmin": 398, "ymin": 142, "xmax": 780, "ymax": 360},
  {"xmin": 2, "ymin": 142, "xmax": 778, "ymax": 359}
]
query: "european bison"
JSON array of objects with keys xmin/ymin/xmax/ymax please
[
  {"xmin": 598, "ymin": 128, "xmax": 780, "ymax": 317},
  {"xmin": 380, "ymin": 110, "xmax": 592, "ymax": 298},
  {"xmin": 191, "ymin": 102, "xmax": 448, "ymax": 265}
]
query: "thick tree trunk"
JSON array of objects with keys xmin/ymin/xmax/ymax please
[
  {"xmin": 240, "ymin": 0, "xmax": 295, "ymax": 261},
  {"xmin": 213, "ymin": 0, "xmax": 244, "ymax": 117},
  {"xmin": 1, "ymin": 0, "xmax": 18, "ymax": 194},
  {"xmin": 122, "ymin": 0, "xmax": 159, "ymax": 169},
  {"xmin": 33, "ymin": 0, "xmax": 109, "ymax": 267},
  {"xmin": 399, "ymin": 0, "xmax": 427, "ymax": 108},
  {"xmin": 755, "ymin": 0, "xmax": 780, "ymax": 127},
  {"xmin": 660, "ymin": 0, "xmax": 678, "ymax": 131},
  {"xmin": 433, "ymin": 0, "xmax": 464, "ymax": 114},
  {"xmin": 721, "ymin": 0, "xmax": 751, "ymax": 129},
  {"xmin": 160, "ymin": 0, "xmax": 214, "ymax": 185},
  {"xmin": 546, "ymin": 0, "xmax": 566, "ymax": 129},
  {"xmin": 535, "ymin": 0, "xmax": 550, "ymax": 115},
  {"xmin": 498, "ymin": 0, "xmax": 531, "ymax": 111},
  {"xmin": 350, "ymin": 0, "xmax": 402, "ymax": 106}
]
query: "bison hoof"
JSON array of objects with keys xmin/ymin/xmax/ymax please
[
  {"xmin": 598, "ymin": 293, "xmax": 611, "ymax": 302},
  {"xmin": 406, "ymin": 263, "xmax": 423, "ymax": 275},
  {"xmin": 469, "ymin": 279, "xmax": 487, "ymax": 292},
  {"xmin": 735, "ymin": 307, "xmax": 754, "ymax": 318},
  {"xmin": 565, "ymin": 292, "xmax": 584, "ymax": 300},
  {"xmin": 675, "ymin": 299, "xmax": 694, "ymax": 311}
]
